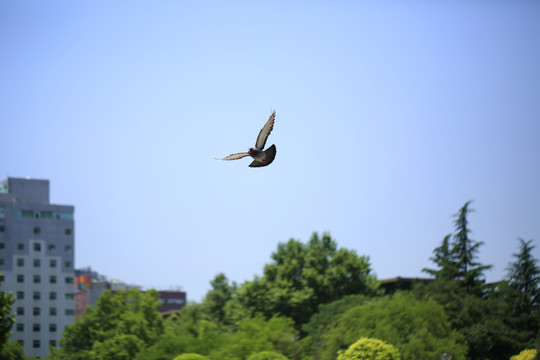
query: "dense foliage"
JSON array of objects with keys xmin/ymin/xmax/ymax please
[
  {"xmin": 134, "ymin": 303, "xmax": 223, "ymax": 360},
  {"xmin": 229, "ymin": 233, "xmax": 379, "ymax": 329},
  {"xmin": 48, "ymin": 289, "xmax": 164, "ymax": 360},
  {"xmin": 336, "ymin": 337, "xmax": 401, "ymax": 360},
  {"xmin": 302, "ymin": 294, "xmax": 367, "ymax": 357},
  {"xmin": 419, "ymin": 202, "xmax": 540, "ymax": 359},
  {"xmin": 510, "ymin": 349, "xmax": 537, "ymax": 360},
  {"xmin": 210, "ymin": 315, "xmax": 302, "ymax": 360},
  {"xmin": 0, "ymin": 277, "xmax": 27, "ymax": 360},
  {"xmin": 316, "ymin": 293, "xmax": 467, "ymax": 360},
  {"xmin": 0, "ymin": 277, "xmax": 15, "ymax": 352},
  {"xmin": 0, "ymin": 340, "xmax": 27, "ymax": 360},
  {"xmin": 33, "ymin": 205, "xmax": 539, "ymax": 360},
  {"xmin": 506, "ymin": 238, "xmax": 540, "ymax": 346},
  {"xmin": 172, "ymin": 354, "xmax": 209, "ymax": 360},
  {"xmin": 247, "ymin": 351, "xmax": 290, "ymax": 360}
]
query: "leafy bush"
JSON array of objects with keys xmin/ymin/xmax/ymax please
[
  {"xmin": 49, "ymin": 289, "xmax": 164, "ymax": 360},
  {"xmin": 319, "ymin": 292, "xmax": 467, "ymax": 360},
  {"xmin": 172, "ymin": 353, "xmax": 209, "ymax": 360},
  {"xmin": 92, "ymin": 334, "xmax": 144, "ymax": 360},
  {"xmin": 510, "ymin": 349, "xmax": 537, "ymax": 360},
  {"xmin": 247, "ymin": 351, "xmax": 289, "ymax": 360},
  {"xmin": 210, "ymin": 314, "xmax": 302, "ymax": 360},
  {"xmin": 337, "ymin": 337, "xmax": 400, "ymax": 360}
]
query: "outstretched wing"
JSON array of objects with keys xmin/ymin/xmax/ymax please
[
  {"xmin": 255, "ymin": 111, "xmax": 275, "ymax": 150},
  {"xmin": 216, "ymin": 152, "xmax": 250, "ymax": 161},
  {"xmin": 249, "ymin": 144, "xmax": 276, "ymax": 168}
]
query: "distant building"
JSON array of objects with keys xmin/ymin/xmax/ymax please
[
  {"xmin": 0, "ymin": 178, "xmax": 75, "ymax": 359},
  {"xmin": 73, "ymin": 268, "xmax": 131, "ymax": 318},
  {"xmin": 73, "ymin": 267, "xmax": 186, "ymax": 318},
  {"xmin": 157, "ymin": 290, "xmax": 186, "ymax": 313},
  {"xmin": 74, "ymin": 290, "xmax": 88, "ymax": 318},
  {"xmin": 380, "ymin": 276, "xmax": 433, "ymax": 294}
]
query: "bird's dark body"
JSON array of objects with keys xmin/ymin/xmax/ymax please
[
  {"xmin": 217, "ymin": 111, "xmax": 277, "ymax": 168},
  {"xmin": 249, "ymin": 144, "xmax": 277, "ymax": 167}
]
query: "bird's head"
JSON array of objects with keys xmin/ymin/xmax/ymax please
[{"xmin": 248, "ymin": 147, "xmax": 258, "ymax": 156}]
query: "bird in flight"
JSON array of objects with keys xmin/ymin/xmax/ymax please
[{"xmin": 216, "ymin": 111, "xmax": 277, "ymax": 167}]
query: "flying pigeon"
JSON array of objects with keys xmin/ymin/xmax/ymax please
[{"xmin": 217, "ymin": 111, "xmax": 277, "ymax": 167}]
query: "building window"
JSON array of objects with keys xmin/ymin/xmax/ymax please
[
  {"xmin": 0, "ymin": 226, "xmax": 4, "ymax": 233},
  {"xmin": 33, "ymin": 291, "xmax": 40, "ymax": 300},
  {"xmin": 16, "ymin": 291, "xmax": 24, "ymax": 300},
  {"xmin": 49, "ymin": 324, "xmax": 57, "ymax": 333},
  {"xmin": 65, "ymin": 277, "xmax": 73, "ymax": 284},
  {"xmin": 33, "ymin": 243, "xmax": 41, "ymax": 252},
  {"xmin": 16, "ymin": 323, "xmax": 24, "ymax": 332},
  {"xmin": 65, "ymin": 309, "xmax": 74, "ymax": 316},
  {"xmin": 50, "ymin": 307, "xmax": 57, "ymax": 316},
  {"xmin": 167, "ymin": 298, "xmax": 185, "ymax": 304},
  {"xmin": 33, "ymin": 340, "xmax": 40, "ymax": 348},
  {"xmin": 17, "ymin": 274, "xmax": 24, "ymax": 283},
  {"xmin": 17, "ymin": 258, "xmax": 24, "ymax": 267},
  {"xmin": 49, "ymin": 292, "xmax": 57, "ymax": 301},
  {"xmin": 33, "ymin": 323, "xmax": 40, "ymax": 332},
  {"xmin": 41, "ymin": 211, "xmax": 53, "ymax": 219},
  {"xmin": 17, "ymin": 243, "xmax": 24, "ymax": 250},
  {"xmin": 33, "ymin": 307, "xmax": 40, "ymax": 316},
  {"xmin": 17, "ymin": 307, "xmax": 24, "ymax": 315},
  {"xmin": 0, "ymin": 258, "xmax": 4, "ymax": 266},
  {"xmin": 65, "ymin": 293, "xmax": 74, "ymax": 300},
  {"xmin": 17, "ymin": 340, "xmax": 23, "ymax": 346},
  {"xmin": 33, "ymin": 226, "xmax": 40, "ymax": 234},
  {"xmin": 21, "ymin": 210, "xmax": 33, "ymax": 218},
  {"xmin": 65, "ymin": 245, "xmax": 72, "ymax": 252},
  {"xmin": 65, "ymin": 261, "xmax": 72, "ymax": 268},
  {"xmin": 33, "ymin": 275, "xmax": 41, "ymax": 284},
  {"xmin": 50, "ymin": 275, "xmax": 57, "ymax": 284},
  {"xmin": 0, "ymin": 242, "xmax": 4, "ymax": 249},
  {"xmin": 50, "ymin": 259, "xmax": 57, "ymax": 268},
  {"xmin": 65, "ymin": 228, "xmax": 72, "ymax": 235},
  {"xmin": 48, "ymin": 244, "xmax": 56, "ymax": 252},
  {"xmin": 33, "ymin": 259, "xmax": 41, "ymax": 267},
  {"xmin": 49, "ymin": 340, "xmax": 57, "ymax": 347},
  {"xmin": 56, "ymin": 212, "xmax": 73, "ymax": 220}
]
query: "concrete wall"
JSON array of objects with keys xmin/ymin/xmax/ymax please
[{"xmin": 0, "ymin": 178, "xmax": 75, "ymax": 359}]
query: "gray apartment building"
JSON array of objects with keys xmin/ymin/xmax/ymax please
[{"xmin": 0, "ymin": 177, "xmax": 75, "ymax": 358}]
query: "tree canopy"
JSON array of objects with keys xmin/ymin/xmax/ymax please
[
  {"xmin": 210, "ymin": 315, "xmax": 302, "ymax": 360},
  {"xmin": 0, "ymin": 276, "xmax": 15, "ymax": 352},
  {"xmin": 318, "ymin": 292, "xmax": 467, "ymax": 360},
  {"xmin": 173, "ymin": 354, "xmax": 209, "ymax": 360},
  {"xmin": 423, "ymin": 201, "xmax": 491, "ymax": 294},
  {"xmin": 510, "ymin": 349, "xmax": 537, "ymax": 360},
  {"xmin": 40, "ymin": 213, "xmax": 539, "ymax": 360},
  {"xmin": 48, "ymin": 289, "xmax": 164, "ymax": 360},
  {"xmin": 419, "ymin": 202, "xmax": 539, "ymax": 359},
  {"xmin": 232, "ymin": 232, "xmax": 379, "ymax": 329},
  {"xmin": 134, "ymin": 303, "xmax": 223, "ymax": 360},
  {"xmin": 247, "ymin": 351, "xmax": 290, "ymax": 360},
  {"xmin": 337, "ymin": 337, "xmax": 401, "ymax": 360},
  {"xmin": 0, "ymin": 276, "xmax": 26, "ymax": 360},
  {"xmin": 503, "ymin": 238, "xmax": 540, "ymax": 350}
]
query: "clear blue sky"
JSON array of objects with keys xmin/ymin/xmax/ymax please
[{"xmin": 2, "ymin": 1, "xmax": 539, "ymax": 301}]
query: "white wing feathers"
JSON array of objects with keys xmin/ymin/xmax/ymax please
[
  {"xmin": 217, "ymin": 152, "xmax": 250, "ymax": 161},
  {"xmin": 255, "ymin": 110, "xmax": 275, "ymax": 150}
]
